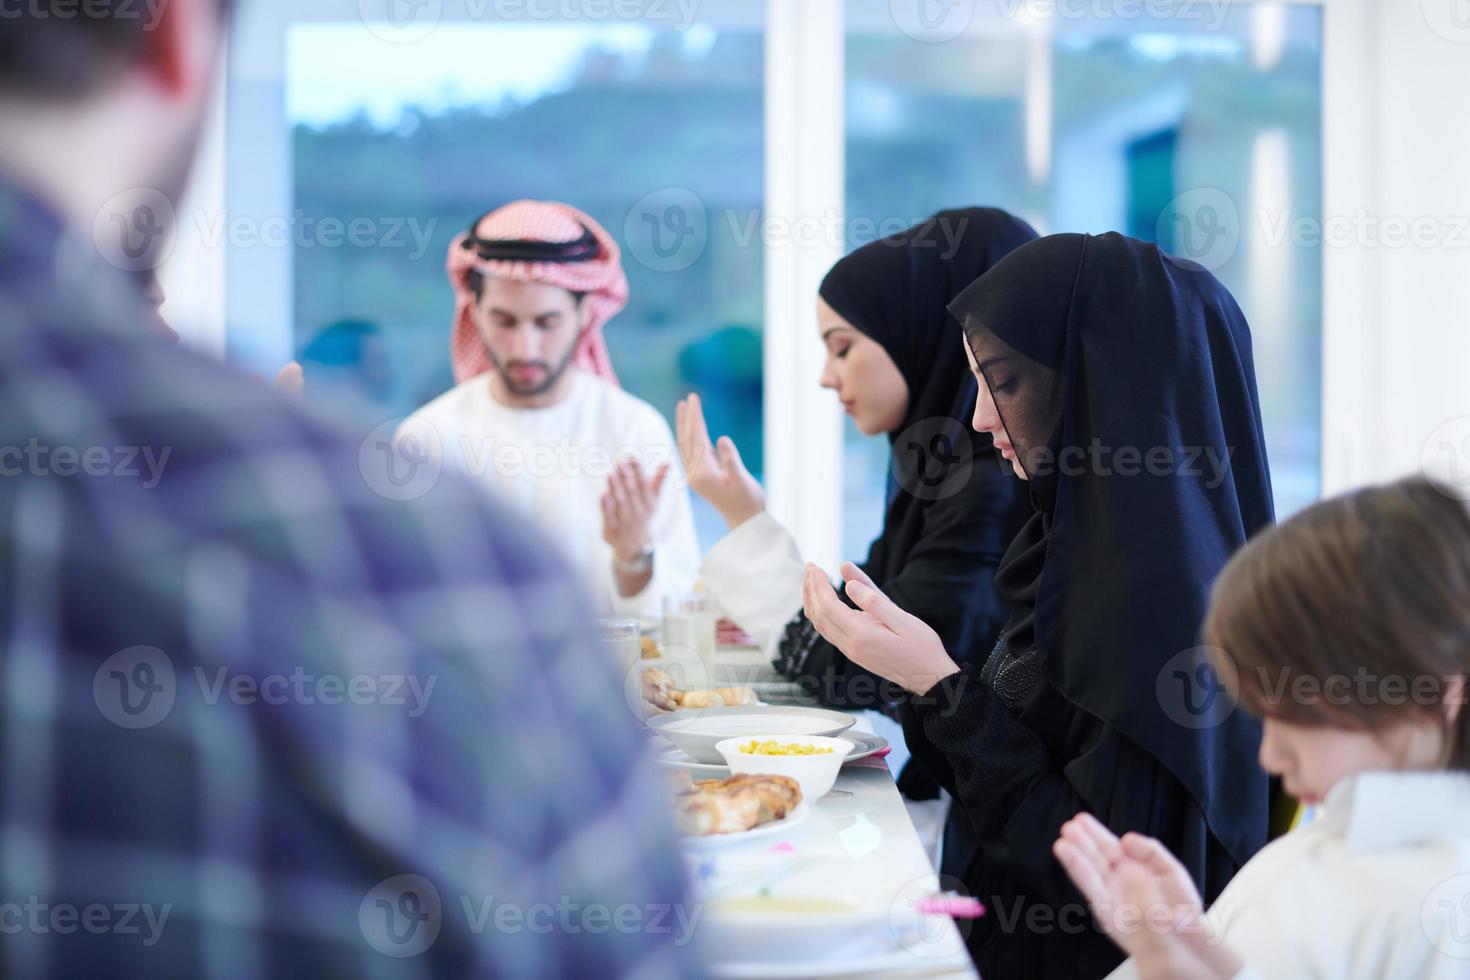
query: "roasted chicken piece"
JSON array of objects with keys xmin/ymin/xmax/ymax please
[
  {"xmin": 677, "ymin": 774, "xmax": 804, "ymax": 835},
  {"xmin": 675, "ymin": 790, "xmax": 762, "ymax": 836},
  {"xmin": 697, "ymin": 773, "xmax": 801, "ymax": 822}
]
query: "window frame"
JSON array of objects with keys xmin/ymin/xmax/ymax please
[{"xmin": 168, "ymin": 0, "xmax": 1355, "ymax": 570}]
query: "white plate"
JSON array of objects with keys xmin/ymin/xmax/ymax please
[
  {"xmin": 654, "ymin": 749, "xmax": 729, "ymax": 779},
  {"xmin": 744, "ymin": 680, "xmax": 820, "ymax": 706},
  {"xmin": 709, "ymin": 944, "xmax": 951, "ymax": 978},
  {"xmin": 647, "ymin": 706, "xmax": 858, "ymax": 764},
  {"xmin": 678, "ymin": 802, "xmax": 810, "ymax": 850},
  {"xmin": 655, "ymin": 732, "xmax": 889, "ymax": 775}
]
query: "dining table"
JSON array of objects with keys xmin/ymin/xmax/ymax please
[{"xmin": 654, "ymin": 644, "xmax": 981, "ymax": 979}]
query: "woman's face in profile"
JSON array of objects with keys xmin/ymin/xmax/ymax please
[
  {"xmin": 815, "ymin": 296, "xmax": 909, "ymax": 436},
  {"xmin": 968, "ymin": 346, "xmax": 1027, "ymax": 480},
  {"xmin": 963, "ymin": 332, "xmax": 1057, "ymax": 481}
]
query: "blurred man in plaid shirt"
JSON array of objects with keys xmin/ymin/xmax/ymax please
[{"xmin": 0, "ymin": 2, "xmax": 698, "ymax": 977}]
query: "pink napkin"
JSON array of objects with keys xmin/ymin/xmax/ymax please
[{"xmin": 912, "ymin": 894, "xmax": 986, "ymax": 919}]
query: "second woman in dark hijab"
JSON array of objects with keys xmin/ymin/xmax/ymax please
[
  {"xmin": 803, "ymin": 232, "xmax": 1275, "ymax": 978},
  {"xmin": 790, "ymin": 207, "xmax": 1038, "ymax": 707},
  {"xmin": 682, "ymin": 209, "xmax": 1035, "ymax": 788}
]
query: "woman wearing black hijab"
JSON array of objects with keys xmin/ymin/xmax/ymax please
[
  {"xmin": 680, "ymin": 208, "xmax": 1034, "ymax": 754},
  {"xmin": 802, "ymin": 232, "xmax": 1275, "ymax": 979}
]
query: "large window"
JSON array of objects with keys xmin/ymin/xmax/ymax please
[
  {"xmin": 842, "ymin": 3, "xmax": 1322, "ymax": 556},
  {"xmin": 227, "ymin": 3, "xmax": 764, "ymax": 548},
  {"xmin": 219, "ymin": 1, "xmax": 1323, "ymax": 564}
]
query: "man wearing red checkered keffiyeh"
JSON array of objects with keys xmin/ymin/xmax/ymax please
[
  {"xmin": 402, "ymin": 200, "xmax": 700, "ymax": 619},
  {"xmin": 446, "ymin": 200, "xmax": 627, "ymax": 389}
]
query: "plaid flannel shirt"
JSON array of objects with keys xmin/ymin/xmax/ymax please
[{"xmin": 0, "ymin": 177, "xmax": 698, "ymax": 979}]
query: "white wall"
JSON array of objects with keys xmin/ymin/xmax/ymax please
[
  {"xmin": 1322, "ymin": 0, "xmax": 1470, "ymax": 493},
  {"xmin": 763, "ymin": 0, "xmax": 845, "ymax": 572},
  {"xmin": 160, "ymin": 60, "xmax": 229, "ymax": 358}
]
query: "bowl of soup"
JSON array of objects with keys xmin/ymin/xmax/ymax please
[{"xmin": 698, "ymin": 893, "xmax": 889, "ymax": 963}]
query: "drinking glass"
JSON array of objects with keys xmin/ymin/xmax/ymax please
[
  {"xmin": 662, "ymin": 593, "xmax": 716, "ymax": 663},
  {"xmin": 597, "ymin": 618, "xmax": 642, "ymax": 670}
]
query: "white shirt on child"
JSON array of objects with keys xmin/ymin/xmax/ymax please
[
  {"xmin": 1108, "ymin": 770, "xmax": 1470, "ymax": 980},
  {"xmin": 399, "ymin": 370, "xmax": 700, "ymax": 620}
]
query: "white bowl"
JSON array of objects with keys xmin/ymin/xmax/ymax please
[
  {"xmin": 715, "ymin": 734, "xmax": 853, "ymax": 800},
  {"xmin": 697, "ymin": 892, "xmax": 889, "ymax": 964},
  {"xmin": 646, "ymin": 706, "xmax": 856, "ymax": 764}
]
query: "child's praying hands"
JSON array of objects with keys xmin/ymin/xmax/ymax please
[{"xmin": 1053, "ymin": 813, "xmax": 1243, "ymax": 980}]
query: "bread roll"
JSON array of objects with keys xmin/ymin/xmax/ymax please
[{"xmin": 675, "ymin": 686, "xmax": 756, "ymax": 709}]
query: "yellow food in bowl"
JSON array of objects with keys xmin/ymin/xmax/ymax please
[{"xmin": 739, "ymin": 739, "xmax": 834, "ymax": 756}]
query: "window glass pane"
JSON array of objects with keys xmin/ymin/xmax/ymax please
[
  {"xmin": 843, "ymin": 2, "xmax": 1322, "ymax": 557},
  {"xmin": 230, "ymin": 10, "xmax": 764, "ymax": 549}
]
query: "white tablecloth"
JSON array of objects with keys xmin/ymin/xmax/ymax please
[{"xmin": 678, "ymin": 648, "xmax": 979, "ymax": 979}]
